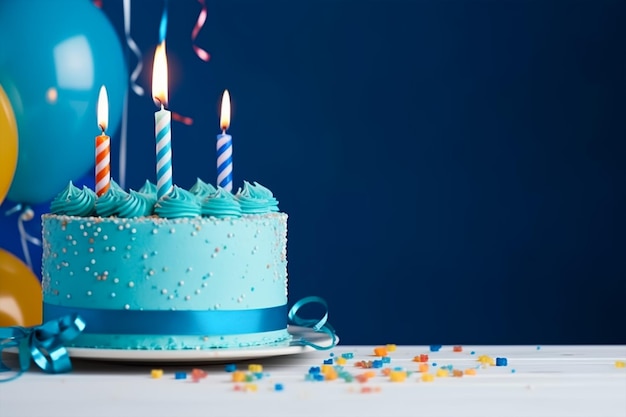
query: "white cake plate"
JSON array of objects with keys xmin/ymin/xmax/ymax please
[{"xmin": 50, "ymin": 325, "xmax": 336, "ymax": 363}]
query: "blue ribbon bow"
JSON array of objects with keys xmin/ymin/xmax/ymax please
[
  {"xmin": 288, "ymin": 296, "xmax": 338, "ymax": 350},
  {"xmin": 0, "ymin": 314, "xmax": 86, "ymax": 382}
]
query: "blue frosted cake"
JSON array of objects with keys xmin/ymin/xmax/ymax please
[{"xmin": 41, "ymin": 179, "xmax": 290, "ymax": 350}]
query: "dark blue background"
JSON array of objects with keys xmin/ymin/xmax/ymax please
[{"xmin": 98, "ymin": 0, "xmax": 625, "ymax": 345}]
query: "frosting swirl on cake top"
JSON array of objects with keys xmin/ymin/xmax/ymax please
[
  {"xmin": 117, "ymin": 190, "xmax": 156, "ymax": 218},
  {"xmin": 154, "ymin": 186, "xmax": 202, "ymax": 218},
  {"xmin": 49, "ymin": 181, "xmax": 96, "ymax": 217},
  {"xmin": 201, "ymin": 187, "xmax": 243, "ymax": 218},
  {"xmin": 95, "ymin": 181, "xmax": 129, "ymax": 217},
  {"xmin": 138, "ymin": 180, "xmax": 157, "ymax": 196},
  {"xmin": 236, "ymin": 181, "xmax": 279, "ymax": 214},
  {"xmin": 189, "ymin": 178, "xmax": 217, "ymax": 200}
]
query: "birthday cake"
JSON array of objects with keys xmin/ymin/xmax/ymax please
[{"xmin": 41, "ymin": 179, "xmax": 291, "ymax": 350}]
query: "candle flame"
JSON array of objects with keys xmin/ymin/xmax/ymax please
[
  {"xmin": 220, "ymin": 89, "xmax": 231, "ymax": 130},
  {"xmin": 97, "ymin": 85, "xmax": 108, "ymax": 132},
  {"xmin": 152, "ymin": 41, "xmax": 168, "ymax": 107}
]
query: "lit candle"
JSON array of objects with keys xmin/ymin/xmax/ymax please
[
  {"xmin": 152, "ymin": 41, "xmax": 173, "ymax": 199},
  {"xmin": 95, "ymin": 85, "xmax": 110, "ymax": 197},
  {"xmin": 217, "ymin": 89, "xmax": 233, "ymax": 192}
]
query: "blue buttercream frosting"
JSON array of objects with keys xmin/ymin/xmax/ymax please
[
  {"xmin": 95, "ymin": 180, "xmax": 129, "ymax": 217},
  {"xmin": 138, "ymin": 180, "xmax": 157, "ymax": 197},
  {"xmin": 189, "ymin": 178, "xmax": 217, "ymax": 200},
  {"xmin": 154, "ymin": 186, "xmax": 202, "ymax": 218},
  {"xmin": 236, "ymin": 181, "xmax": 279, "ymax": 214},
  {"xmin": 49, "ymin": 179, "xmax": 281, "ymax": 218},
  {"xmin": 50, "ymin": 181, "xmax": 96, "ymax": 216},
  {"xmin": 201, "ymin": 186, "xmax": 243, "ymax": 218},
  {"xmin": 116, "ymin": 190, "xmax": 157, "ymax": 218}
]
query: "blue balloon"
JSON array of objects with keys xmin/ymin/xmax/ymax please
[{"xmin": 0, "ymin": 0, "xmax": 127, "ymax": 205}]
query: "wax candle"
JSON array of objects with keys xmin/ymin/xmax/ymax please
[
  {"xmin": 217, "ymin": 89, "xmax": 233, "ymax": 192},
  {"xmin": 152, "ymin": 41, "xmax": 173, "ymax": 199},
  {"xmin": 95, "ymin": 85, "xmax": 110, "ymax": 197}
]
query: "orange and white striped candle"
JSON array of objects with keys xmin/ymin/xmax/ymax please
[{"xmin": 95, "ymin": 85, "xmax": 110, "ymax": 196}]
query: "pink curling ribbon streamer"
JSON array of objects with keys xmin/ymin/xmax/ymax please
[
  {"xmin": 3, "ymin": 204, "xmax": 41, "ymax": 272},
  {"xmin": 172, "ymin": 112, "xmax": 193, "ymax": 126},
  {"xmin": 192, "ymin": 0, "xmax": 210, "ymax": 62}
]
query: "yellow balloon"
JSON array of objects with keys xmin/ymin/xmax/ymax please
[
  {"xmin": 0, "ymin": 84, "xmax": 19, "ymax": 205},
  {"xmin": 0, "ymin": 249, "xmax": 42, "ymax": 327}
]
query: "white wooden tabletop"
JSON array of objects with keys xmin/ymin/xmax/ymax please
[{"xmin": 1, "ymin": 345, "xmax": 625, "ymax": 417}]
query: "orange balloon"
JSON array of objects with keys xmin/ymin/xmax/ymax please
[
  {"xmin": 0, "ymin": 249, "xmax": 42, "ymax": 327},
  {"xmin": 0, "ymin": 84, "xmax": 19, "ymax": 205}
]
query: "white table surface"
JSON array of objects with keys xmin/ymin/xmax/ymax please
[{"xmin": 1, "ymin": 345, "xmax": 625, "ymax": 417}]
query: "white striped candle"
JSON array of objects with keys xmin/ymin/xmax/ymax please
[
  {"xmin": 217, "ymin": 90, "xmax": 233, "ymax": 192},
  {"xmin": 152, "ymin": 41, "xmax": 173, "ymax": 199},
  {"xmin": 95, "ymin": 85, "xmax": 110, "ymax": 197},
  {"xmin": 155, "ymin": 106, "xmax": 172, "ymax": 198}
]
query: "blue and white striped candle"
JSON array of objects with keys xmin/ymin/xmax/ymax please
[
  {"xmin": 152, "ymin": 41, "xmax": 173, "ymax": 199},
  {"xmin": 155, "ymin": 106, "xmax": 172, "ymax": 198},
  {"xmin": 217, "ymin": 89, "xmax": 233, "ymax": 192}
]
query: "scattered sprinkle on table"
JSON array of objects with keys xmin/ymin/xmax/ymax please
[
  {"xmin": 421, "ymin": 373, "xmax": 435, "ymax": 382},
  {"xmin": 145, "ymin": 346, "xmax": 624, "ymax": 395},
  {"xmin": 248, "ymin": 364, "xmax": 263, "ymax": 373},
  {"xmin": 389, "ymin": 370, "xmax": 407, "ymax": 382},
  {"xmin": 232, "ymin": 371, "xmax": 246, "ymax": 382},
  {"xmin": 191, "ymin": 368, "xmax": 207, "ymax": 382},
  {"xmin": 373, "ymin": 346, "xmax": 388, "ymax": 357},
  {"xmin": 496, "ymin": 357, "xmax": 508, "ymax": 366},
  {"xmin": 321, "ymin": 364, "xmax": 334, "ymax": 375}
]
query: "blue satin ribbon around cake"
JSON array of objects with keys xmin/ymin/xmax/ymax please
[
  {"xmin": 43, "ymin": 303, "xmax": 288, "ymax": 335},
  {"xmin": 0, "ymin": 314, "xmax": 85, "ymax": 382},
  {"xmin": 43, "ymin": 297, "xmax": 337, "ymax": 348}
]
